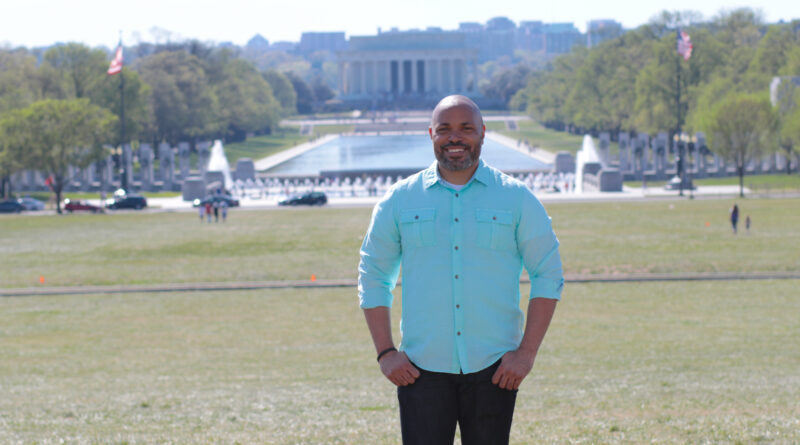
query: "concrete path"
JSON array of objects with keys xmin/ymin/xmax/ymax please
[{"xmin": 4, "ymin": 272, "xmax": 798, "ymax": 297}]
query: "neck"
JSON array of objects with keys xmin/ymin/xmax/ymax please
[{"xmin": 438, "ymin": 162, "xmax": 479, "ymax": 185}]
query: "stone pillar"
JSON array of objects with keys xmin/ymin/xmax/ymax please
[
  {"xmin": 338, "ymin": 61, "xmax": 345, "ymax": 94},
  {"xmin": 359, "ymin": 60, "xmax": 366, "ymax": 95},
  {"xmin": 372, "ymin": 60, "xmax": 379, "ymax": 94},
  {"xmin": 398, "ymin": 60, "xmax": 405, "ymax": 95},
  {"xmin": 197, "ymin": 141, "xmax": 211, "ymax": 175},
  {"xmin": 123, "ymin": 144, "xmax": 134, "ymax": 189},
  {"xmin": 636, "ymin": 133, "xmax": 650, "ymax": 174},
  {"xmin": 159, "ymin": 143, "xmax": 174, "ymax": 189},
  {"xmin": 411, "ymin": 59, "xmax": 418, "ymax": 93},
  {"xmin": 103, "ymin": 155, "xmax": 114, "ymax": 190},
  {"xmin": 385, "ymin": 60, "xmax": 392, "ymax": 94},
  {"xmin": 598, "ymin": 132, "xmax": 610, "ymax": 165},
  {"xmin": 654, "ymin": 132, "xmax": 668, "ymax": 177},
  {"xmin": 139, "ymin": 144, "xmax": 154, "ymax": 190},
  {"xmin": 618, "ymin": 132, "xmax": 630, "ymax": 172},
  {"xmin": 178, "ymin": 142, "xmax": 191, "ymax": 179}
]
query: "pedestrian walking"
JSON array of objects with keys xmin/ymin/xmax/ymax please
[{"xmin": 730, "ymin": 204, "xmax": 739, "ymax": 234}]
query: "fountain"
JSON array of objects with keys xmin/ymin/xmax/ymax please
[
  {"xmin": 574, "ymin": 135, "xmax": 604, "ymax": 193},
  {"xmin": 206, "ymin": 140, "xmax": 233, "ymax": 190}
]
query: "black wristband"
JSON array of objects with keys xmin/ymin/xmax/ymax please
[{"xmin": 376, "ymin": 347, "xmax": 397, "ymax": 362}]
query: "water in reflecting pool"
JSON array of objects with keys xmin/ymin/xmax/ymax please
[{"xmin": 265, "ymin": 134, "xmax": 550, "ymax": 175}]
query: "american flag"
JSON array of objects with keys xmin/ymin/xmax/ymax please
[
  {"xmin": 677, "ymin": 29, "xmax": 693, "ymax": 61},
  {"xmin": 107, "ymin": 44, "xmax": 123, "ymax": 75}
]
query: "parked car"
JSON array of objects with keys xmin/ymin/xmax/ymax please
[
  {"xmin": 192, "ymin": 195, "xmax": 240, "ymax": 208},
  {"xmin": 0, "ymin": 199, "xmax": 24, "ymax": 213},
  {"xmin": 106, "ymin": 194, "xmax": 147, "ymax": 210},
  {"xmin": 64, "ymin": 199, "xmax": 103, "ymax": 213},
  {"xmin": 278, "ymin": 191, "xmax": 328, "ymax": 206},
  {"xmin": 17, "ymin": 197, "xmax": 45, "ymax": 211}
]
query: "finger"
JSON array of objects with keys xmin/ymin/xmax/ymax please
[{"xmin": 491, "ymin": 368, "xmax": 502, "ymax": 385}]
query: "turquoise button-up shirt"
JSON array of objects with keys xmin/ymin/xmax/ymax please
[{"xmin": 358, "ymin": 160, "xmax": 564, "ymax": 374}]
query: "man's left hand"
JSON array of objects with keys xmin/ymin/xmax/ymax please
[{"xmin": 491, "ymin": 349, "xmax": 535, "ymax": 390}]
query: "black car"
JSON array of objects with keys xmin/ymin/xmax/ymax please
[
  {"xmin": 0, "ymin": 199, "xmax": 24, "ymax": 213},
  {"xmin": 106, "ymin": 195, "xmax": 147, "ymax": 210},
  {"xmin": 192, "ymin": 195, "xmax": 240, "ymax": 208},
  {"xmin": 278, "ymin": 191, "xmax": 327, "ymax": 206}
]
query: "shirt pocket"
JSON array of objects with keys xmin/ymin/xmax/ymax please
[
  {"xmin": 399, "ymin": 208, "xmax": 437, "ymax": 248},
  {"xmin": 475, "ymin": 208, "xmax": 516, "ymax": 251}
]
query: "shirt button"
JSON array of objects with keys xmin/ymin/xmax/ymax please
[
  {"xmin": 493, "ymin": 216, "xmax": 497, "ymax": 220},
  {"xmin": 454, "ymin": 274, "xmax": 459, "ymax": 279},
  {"xmin": 457, "ymin": 331, "xmax": 461, "ymax": 336},
  {"xmin": 415, "ymin": 215, "xmax": 419, "ymax": 220},
  {"xmin": 454, "ymin": 217, "xmax": 459, "ymax": 222},
  {"xmin": 454, "ymin": 246, "xmax": 459, "ymax": 250},
  {"xmin": 455, "ymin": 193, "xmax": 459, "ymax": 197},
  {"xmin": 456, "ymin": 304, "xmax": 460, "ymax": 309}
]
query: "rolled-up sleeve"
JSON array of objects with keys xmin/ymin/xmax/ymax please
[
  {"xmin": 516, "ymin": 192, "xmax": 564, "ymax": 300},
  {"xmin": 358, "ymin": 194, "xmax": 402, "ymax": 308}
]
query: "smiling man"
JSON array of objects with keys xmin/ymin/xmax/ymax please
[{"xmin": 358, "ymin": 95, "xmax": 564, "ymax": 444}]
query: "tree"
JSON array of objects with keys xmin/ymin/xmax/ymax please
[
  {"xmin": 310, "ymin": 75, "xmax": 335, "ymax": 103},
  {"xmin": 481, "ymin": 65, "xmax": 531, "ymax": 109},
  {"xmin": 263, "ymin": 70, "xmax": 297, "ymax": 117},
  {"xmin": 702, "ymin": 93, "xmax": 777, "ymax": 197},
  {"xmin": 211, "ymin": 58, "xmax": 280, "ymax": 141},
  {"xmin": 42, "ymin": 43, "xmax": 108, "ymax": 99},
  {"xmin": 0, "ymin": 99, "xmax": 116, "ymax": 213},
  {"xmin": 285, "ymin": 71, "xmax": 315, "ymax": 114},
  {"xmin": 138, "ymin": 51, "xmax": 218, "ymax": 145}
]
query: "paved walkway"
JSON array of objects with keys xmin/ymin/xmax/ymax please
[{"xmin": 3, "ymin": 272, "xmax": 798, "ymax": 297}]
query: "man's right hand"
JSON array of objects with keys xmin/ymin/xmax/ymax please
[{"xmin": 379, "ymin": 351, "xmax": 420, "ymax": 386}]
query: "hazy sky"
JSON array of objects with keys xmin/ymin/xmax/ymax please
[{"xmin": 3, "ymin": 0, "xmax": 799, "ymax": 48}]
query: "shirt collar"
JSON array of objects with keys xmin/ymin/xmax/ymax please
[{"xmin": 422, "ymin": 159, "xmax": 492, "ymax": 189}]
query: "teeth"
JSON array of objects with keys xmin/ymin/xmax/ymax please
[{"xmin": 447, "ymin": 148, "xmax": 465, "ymax": 152}]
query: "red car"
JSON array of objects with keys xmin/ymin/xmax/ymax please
[{"xmin": 63, "ymin": 199, "xmax": 103, "ymax": 213}]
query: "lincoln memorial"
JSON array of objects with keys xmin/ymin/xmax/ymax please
[{"xmin": 337, "ymin": 32, "xmax": 479, "ymax": 107}]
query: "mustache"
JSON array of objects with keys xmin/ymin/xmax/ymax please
[{"xmin": 442, "ymin": 142, "xmax": 469, "ymax": 149}]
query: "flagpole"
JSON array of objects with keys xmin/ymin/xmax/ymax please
[
  {"xmin": 118, "ymin": 35, "xmax": 127, "ymax": 193},
  {"xmin": 676, "ymin": 30, "xmax": 684, "ymax": 197}
]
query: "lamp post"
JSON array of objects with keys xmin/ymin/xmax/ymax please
[
  {"xmin": 673, "ymin": 133, "xmax": 685, "ymax": 197},
  {"xmin": 686, "ymin": 134, "xmax": 695, "ymax": 199},
  {"xmin": 112, "ymin": 145, "xmax": 128, "ymax": 193}
]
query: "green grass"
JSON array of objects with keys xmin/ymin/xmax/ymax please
[
  {"xmin": 626, "ymin": 173, "xmax": 800, "ymax": 193},
  {"xmin": 1, "ymin": 198, "xmax": 799, "ymax": 442},
  {"xmin": 499, "ymin": 120, "xmax": 587, "ymax": 155},
  {"xmin": 223, "ymin": 129, "xmax": 310, "ymax": 165},
  {"xmin": 2, "ymin": 199, "xmax": 797, "ymax": 288},
  {"xmin": 0, "ymin": 283, "xmax": 797, "ymax": 442}
]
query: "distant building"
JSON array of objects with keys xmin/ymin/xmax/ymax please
[
  {"xmin": 270, "ymin": 41, "xmax": 297, "ymax": 52},
  {"xmin": 517, "ymin": 21, "xmax": 544, "ymax": 53},
  {"xmin": 298, "ymin": 32, "xmax": 347, "ymax": 56},
  {"xmin": 586, "ymin": 19, "xmax": 623, "ymax": 47},
  {"xmin": 542, "ymin": 23, "xmax": 583, "ymax": 54},
  {"xmin": 246, "ymin": 34, "xmax": 270, "ymax": 52},
  {"xmin": 337, "ymin": 31, "xmax": 478, "ymax": 106}
]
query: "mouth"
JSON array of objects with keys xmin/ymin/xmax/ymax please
[{"xmin": 442, "ymin": 144, "xmax": 467, "ymax": 153}]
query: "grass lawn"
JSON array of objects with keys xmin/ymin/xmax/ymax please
[
  {"xmin": 625, "ymin": 173, "xmax": 800, "ymax": 194},
  {"xmin": 499, "ymin": 120, "xmax": 588, "ymax": 155},
  {"xmin": 1, "ymin": 282, "xmax": 797, "ymax": 443},
  {"xmin": 1, "ymin": 198, "xmax": 799, "ymax": 442},
  {"xmin": 2, "ymin": 198, "xmax": 798, "ymax": 288}
]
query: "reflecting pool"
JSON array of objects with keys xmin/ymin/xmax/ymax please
[{"xmin": 265, "ymin": 134, "xmax": 550, "ymax": 175}]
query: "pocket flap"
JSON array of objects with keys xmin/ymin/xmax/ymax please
[
  {"xmin": 476, "ymin": 208, "xmax": 513, "ymax": 225},
  {"xmin": 400, "ymin": 208, "xmax": 436, "ymax": 223}
]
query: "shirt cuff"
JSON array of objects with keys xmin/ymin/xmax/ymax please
[
  {"xmin": 359, "ymin": 287, "xmax": 394, "ymax": 309},
  {"xmin": 528, "ymin": 276, "xmax": 564, "ymax": 300}
]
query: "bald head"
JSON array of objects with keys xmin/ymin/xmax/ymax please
[{"xmin": 431, "ymin": 95, "xmax": 484, "ymax": 128}]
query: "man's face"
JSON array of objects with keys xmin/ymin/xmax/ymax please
[{"xmin": 429, "ymin": 103, "xmax": 485, "ymax": 173}]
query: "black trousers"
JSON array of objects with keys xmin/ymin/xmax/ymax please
[{"xmin": 397, "ymin": 360, "xmax": 517, "ymax": 445}]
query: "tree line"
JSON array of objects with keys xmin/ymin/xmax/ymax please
[
  {"xmin": 484, "ymin": 8, "xmax": 800, "ymax": 195},
  {"xmin": 0, "ymin": 41, "xmax": 333, "ymax": 204}
]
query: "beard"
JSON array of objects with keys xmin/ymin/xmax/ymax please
[{"xmin": 435, "ymin": 141, "xmax": 482, "ymax": 172}]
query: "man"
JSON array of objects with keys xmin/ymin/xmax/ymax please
[{"xmin": 358, "ymin": 95, "xmax": 564, "ymax": 444}]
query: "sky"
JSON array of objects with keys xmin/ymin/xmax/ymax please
[{"xmin": 2, "ymin": 0, "xmax": 799, "ymax": 49}]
